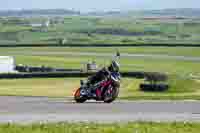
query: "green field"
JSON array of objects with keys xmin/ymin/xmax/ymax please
[
  {"xmin": 1, "ymin": 46, "xmax": 200, "ymax": 57},
  {"xmin": 1, "ymin": 122, "xmax": 200, "ymax": 133},
  {"xmin": 0, "ymin": 47, "xmax": 199, "ymax": 76},
  {"xmin": 0, "ymin": 47, "xmax": 199, "ymax": 99},
  {"xmin": 1, "ymin": 16, "xmax": 200, "ymax": 45}
]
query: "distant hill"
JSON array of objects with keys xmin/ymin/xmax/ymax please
[
  {"xmin": 141, "ymin": 8, "xmax": 200, "ymax": 17},
  {"xmin": 0, "ymin": 9, "xmax": 80, "ymax": 16},
  {"xmin": 0, "ymin": 8, "xmax": 200, "ymax": 17},
  {"xmin": 87, "ymin": 8, "xmax": 200, "ymax": 17}
]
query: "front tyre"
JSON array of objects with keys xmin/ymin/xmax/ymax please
[
  {"xmin": 103, "ymin": 86, "xmax": 119, "ymax": 103},
  {"xmin": 74, "ymin": 88, "xmax": 87, "ymax": 103}
]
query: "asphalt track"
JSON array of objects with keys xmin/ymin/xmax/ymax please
[
  {"xmin": 0, "ymin": 96, "xmax": 200, "ymax": 123},
  {"xmin": 4, "ymin": 51, "xmax": 200, "ymax": 62}
]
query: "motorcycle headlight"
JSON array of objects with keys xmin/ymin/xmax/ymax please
[{"xmin": 111, "ymin": 74, "xmax": 120, "ymax": 82}]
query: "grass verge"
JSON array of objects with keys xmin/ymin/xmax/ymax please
[
  {"xmin": 0, "ymin": 122, "xmax": 200, "ymax": 133},
  {"xmin": 0, "ymin": 77, "xmax": 199, "ymax": 100},
  {"xmin": 1, "ymin": 47, "xmax": 200, "ymax": 57}
]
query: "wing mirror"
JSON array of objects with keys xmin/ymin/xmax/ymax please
[
  {"xmin": 80, "ymin": 80, "xmax": 84, "ymax": 85},
  {"xmin": 116, "ymin": 51, "xmax": 120, "ymax": 57}
]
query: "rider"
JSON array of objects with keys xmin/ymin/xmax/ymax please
[{"xmin": 87, "ymin": 60, "xmax": 120, "ymax": 87}]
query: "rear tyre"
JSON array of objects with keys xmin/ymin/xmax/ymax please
[{"xmin": 74, "ymin": 88, "xmax": 87, "ymax": 103}]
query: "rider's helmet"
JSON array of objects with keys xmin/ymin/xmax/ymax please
[{"xmin": 108, "ymin": 60, "xmax": 120, "ymax": 72}]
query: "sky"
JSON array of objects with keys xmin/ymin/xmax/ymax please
[{"xmin": 0, "ymin": 0, "xmax": 199, "ymax": 12}]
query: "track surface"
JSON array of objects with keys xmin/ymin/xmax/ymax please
[
  {"xmin": 4, "ymin": 51, "xmax": 200, "ymax": 62},
  {"xmin": 0, "ymin": 96, "xmax": 200, "ymax": 123}
]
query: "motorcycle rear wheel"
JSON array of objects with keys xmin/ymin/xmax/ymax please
[{"xmin": 74, "ymin": 88, "xmax": 87, "ymax": 103}]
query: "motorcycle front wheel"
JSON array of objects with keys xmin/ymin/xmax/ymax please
[{"xmin": 103, "ymin": 86, "xmax": 119, "ymax": 103}]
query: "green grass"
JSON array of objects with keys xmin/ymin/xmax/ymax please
[
  {"xmin": 0, "ymin": 77, "xmax": 199, "ymax": 100},
  {"xmin": 0, "ymin": 122, "xmax": 200, "ymax": 133},
  {"xmin": 0, "ymin": 25, "xmax": 30, "ymax": 33},
  {"xmin": 1, "ymin": 46, "xmax": 200, "ymax": 57},
  {"xmin": 0, "ymin": 78, "xmax": 79, "ymax": 97}
]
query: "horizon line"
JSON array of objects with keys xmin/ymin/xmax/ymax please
[{"xmin": 0, "ymin": 7, "xmax": 200, "ymax": 12}]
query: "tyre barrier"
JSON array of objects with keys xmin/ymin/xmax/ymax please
[
  {"xmin": 15, "ymin": 65, "xmax": 167, "ymax": 81},
  {"xmin": 15, "ymin": 66, "xmax": 54, "ymax": 73},
  {"xmin": 140, "ymin": 83, "xmax": 169, "ymax": 92},
  {"xmin": 0, "ymin": 43, "xmax": 200, "ymax": 47},
  {"xmin": 144, "ymin": 72, "xmax": 168, "ymax": 82},
  {"xmin": 0, "ymin": 71, "xmax": 168, "ymax": 80},
  {"xmin": 15, "ymin": 65, "xmax": 80, "ymax": 73},
  {"xmin": 0, "ymin": 72, "xmax": 95, "ymax": 79},
  {"xmin": 121, "ymin": 72, "xmax": 145, "ymax": 79}
]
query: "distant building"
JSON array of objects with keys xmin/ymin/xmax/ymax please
[
  {"xmin": 86, "ymin": 61, "xmax": 98, "ymax": 72},
  {"xmin": 30, "ymin": 23, "xmax": 43, "ymax": 27},
  {"xmin": 0, "ymin": 56, "xmax": 15, "ymax": 73},
  {"xmin": 43, "ymin": 20, "xmax": 50, "ymax": 27},
  {"xmin": 30, "ymin": 20, "xmax": 50, "ymax": 28},
  {"xmin": 30, "ymin": 20, "xmax": 50, "ymax": 32},
  {"xmin": 50, "ymin": 18, "xmax": 64, "ymax": 25}
]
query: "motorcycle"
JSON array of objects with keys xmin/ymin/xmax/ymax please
[
  {"xmin": 74, "ymin": 52, "xmax": 121, "ymax": 103},
  {"xmin": 74, "ymin": 71, "xmax": 120, "ymax": 103}
]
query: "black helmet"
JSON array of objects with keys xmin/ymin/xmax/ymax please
[{"xmin": 110, "ymin": 60, "xmax": 120, "ymax": 72}]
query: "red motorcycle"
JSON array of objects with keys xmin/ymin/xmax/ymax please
[{"xmin": 74, "ymin": 71, "xmax": 120, "ymax": 103}]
